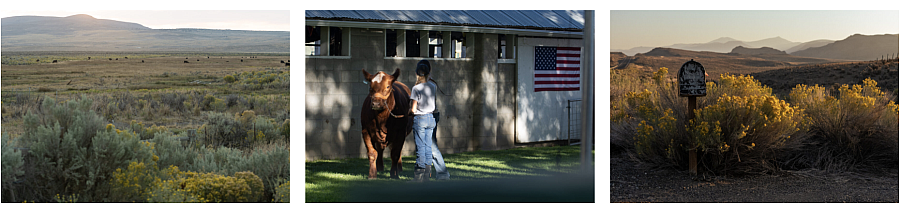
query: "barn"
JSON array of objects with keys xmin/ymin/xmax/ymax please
[{"xmin": 305, "ymin": 10, "xmax": 589, "ymax": 160}]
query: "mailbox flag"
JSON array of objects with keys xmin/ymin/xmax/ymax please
[{"xmin": 534, "ymin": 46, "xmax": 581, "ymax": 92}]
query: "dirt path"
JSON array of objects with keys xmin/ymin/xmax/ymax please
[{"xmin": 610, "ymin": 153, "xmax": 899, "ymax": 202}]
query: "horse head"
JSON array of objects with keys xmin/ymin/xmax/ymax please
[{"xmin": 362, "ymin": 68, "xmax": 401, "ymax": 111}]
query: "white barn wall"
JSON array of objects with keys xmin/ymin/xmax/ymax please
[{"xmin": 515, "ymin": 37, "xmax": 584, "ymax": 143}]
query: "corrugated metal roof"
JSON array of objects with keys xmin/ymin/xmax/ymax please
[{"xmin": 306, "ymin": 10, "xmax": 584, "ymax": 31}]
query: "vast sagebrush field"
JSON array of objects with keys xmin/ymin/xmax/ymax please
[{"xmin": 1, "ymin": 52, "xmax": 291, "ymax": 203}]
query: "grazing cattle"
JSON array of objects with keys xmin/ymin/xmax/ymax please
[
  {"xmin": 37, "ymin": 59, "xmax": 40, "ymax": 62},
  {"xmin": 360, "ymin": 68, "xmax": 413, "ymax": 179},
  {"xmin": 52, "ymin": 60, "xmax": 58, "ymax": 63},
  {"xmin": 88, "ymin": 57, "xmax": 91, "ymax": 60},
  {"xmin": 184, "ymin": 61, "xmax": 189, "ymax": 63},
  {"xmin": 197, "ymin": 59, "xmax": 199, "ymax": 61},
  {"xmin": 142, "ymin": 60, "xmax": 144, "ymax": 63},
  {"xmin": 285, "ymin": 63, "xmax": 290, "ymax": 66},
  {"xmin": 116, "ymin": 58, "xmax": 118, "ymax": 60},
  {"xmin": 241, "ymin": 59, "xmax": 243, "ymax": 62},
  {"xmin": 109, "ymin": 58, "xmax": 112, "ymax": 60},
  {"xmin": 280, "ymin": 60, "xmax": 284, "ymax": 63},
  {"xmin": 124, "ymin": 57, "xmax": 128, "ymax": 59}
]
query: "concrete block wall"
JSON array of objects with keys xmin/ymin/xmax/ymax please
[{"xmin": 306, "ymin": 28, "xmax": 517, "ymax": 161}]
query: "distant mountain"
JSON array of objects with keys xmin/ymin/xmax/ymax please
[
  {"xmin": 1, "ymin": 14, "xmax": 289, "ymax": 52},
  {"xmin": 730, "ymin": 46, "xmax": 787, "ymax": 55},
  {"xmin": 708, "ymin": 37, "xmax": 740, "ymax": 43},
  {"xmin": 615, "ymin": 37, "xmax": 803, "ymax": 55},
  {"xmin": 665, "ymin": 37, "xmax": 802, "ymax": 53},
  {"xmin": 668, "ymin": 40, "xmax": 752, "ymax": 53},
  {"xmin": 744, "ymin": 37, "xmax": 800, "ymax": 51},
  {"xmin": 1, "ymin": 14, "xmax": 150, "ymax": 36},
  {"xmin": 784, "ymin": 39, "xmax": 835, "ymax": 53},
  {"xmin": 611, "ymin": 46, "xmax": 655, "ymax": 56},
  {"xmin": 791, "ymin": 34, "xmax": 899, "ymax": 61}
]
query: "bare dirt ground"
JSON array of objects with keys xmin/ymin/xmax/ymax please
[{"xmin": 610, "ymin": 151, "xmax": 899, "ymax": 203}]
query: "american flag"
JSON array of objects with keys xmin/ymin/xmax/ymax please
[{"xmin": 534, "ymin": 46, "xmax": 581, "ymax": 92}]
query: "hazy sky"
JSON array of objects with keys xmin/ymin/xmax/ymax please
[
  {"xmin": 611, "ymin": 10, "xmax": 899, "ymax": 50},
  {"xmin": 0, "ymin": 10, "xmax": 290, "ymax": 31}
]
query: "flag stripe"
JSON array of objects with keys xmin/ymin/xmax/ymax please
[
  {"xmin": 534, "ymin": 84, "xmax": 580, "ymax": 88},
  {"xmin": 535, "ymin": 74, "xmax": 580, "ymax": 77},
  {"xmin": 535, "ymin": 77, "xmax": 580, "ymax": 81},
  {"xmin": 535, "ymin": 81, "xmax": 580, "ymax": 85},
  {"xmin": 535, "ymin": 87, "xmax": 580, "ymax": 92}
]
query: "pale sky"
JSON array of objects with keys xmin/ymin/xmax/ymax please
[
  {"xmin": 0, "ymin": 10, "xmax": 289, "ymax": 31},
  {"xmin": 611, "ymin": 10, "xmax": 899, "ymax": 50}
]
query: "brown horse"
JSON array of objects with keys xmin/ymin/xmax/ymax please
[{"xmin": 360, "ymin": 68, "xmax": 413, "ymax": 179}]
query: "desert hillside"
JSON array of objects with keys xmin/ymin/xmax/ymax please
[
  {"xmin": 730, "ymin": 46, "xmax": 786, "ymax": 55},
  {"xmin": 1, "ymin": 14, "xmax": 289, "ymax": 52},
  {"xmin": 613, "ymin": 47, "xmax": 845, "ymax": 81},
  {"xmin": 750, "ymin": 58, "xmax": 899, "ymax": 99},
  {"xmin": 791, "ymin": 34, "xmax": 899, "ymax": 61}
]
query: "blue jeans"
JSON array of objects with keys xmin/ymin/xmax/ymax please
[
  {"xmin": 413, "ymin": 114, "xmax": 436, "ymax": 169},
  {"xmin": 431, "ymin": 113, "xmax": 449, "ymax": 179}
]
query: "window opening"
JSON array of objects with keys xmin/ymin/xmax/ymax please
[
  {"xmin": 451, "ymin": 32, "xmax": 466, "ymax": 58},
  {"xmin": 428, "ymin": 31, "xmax": 443, "ymax": 58},
  {"xmin": 386, "ymin": 29, "xmax": 398, "ymax": 57},
  {"xmin": 305, "ymin": 26, "xmax": 321, "ymax": 55},
  {"xmin": 406, "ymin": 30, "xmax": 421, "ymax": 57},
  {"xmin": 328, "ymin": 27, "xmax": 343, "ymax": 56}
]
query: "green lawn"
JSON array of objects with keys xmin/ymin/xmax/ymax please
[{"xmin": 305, "ymin": 145, "xmax": 594, "ymax": 202}]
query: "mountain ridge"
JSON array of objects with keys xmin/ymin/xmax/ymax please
[
  {"xmin": 790, "ymin": 34, "xmax": 899, "ymax": 61},
  {"xmin": 1, "ymin": 14, "xmax": 289, "ymax": 52}
]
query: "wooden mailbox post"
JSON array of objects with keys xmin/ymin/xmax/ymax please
[{"xmin": 678, "ymin": 59, "xmax": 706, "ymax": 175}]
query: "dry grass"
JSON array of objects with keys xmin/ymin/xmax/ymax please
[
  {"xmin": 1, "ymin": 53, "xmax": 291, "ymax": 138},
  {"xmin": 1, "ymin": 55, "xmax": 289, "ymax": 92}
]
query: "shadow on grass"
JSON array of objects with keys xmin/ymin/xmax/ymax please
[{"xmin": 305, "ymin": 146, "xmax": 594, "ymax": 202}]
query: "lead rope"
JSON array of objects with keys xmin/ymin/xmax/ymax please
[{"xmin": 429, "ymin": 78, "xmax": 451, "ymax": 96}]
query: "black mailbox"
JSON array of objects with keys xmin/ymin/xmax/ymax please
[{"xmin": 678, "ymin": 59, "xmax": 707, "ymax": 97}]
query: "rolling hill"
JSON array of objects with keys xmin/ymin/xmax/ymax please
[
  {"xmin": 790, "ymin": 34, "xmax": 899, "ymax": 61},
  {"xmin": 731, "ymin": 46, "xmax": 786, "ymax": 55},
  {"xmin": 784, "ymin": 39, "xmax": 835, "ymax": 53},
  {"xmin": 612, "ymin": 47, "xmax": 847, "ymax": 81},
  {"xmin": 1, "ymin": 14, "xmax": 289, "ymax": 52}
]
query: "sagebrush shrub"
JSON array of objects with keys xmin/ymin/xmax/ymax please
[
  {"xmin": 17, "ymin": 96, "xmax": 155, "ymax": 202},
  {"xmin": 149, "ymin": 132, "xmax": 198, "ymax": 170},
  {"xmin": 185, "ymin": 144, "xmax": 289, "ymax": 202},
  {"xmin": 1, "ymin": 132, "xmax": 25, "ymax": 202}
]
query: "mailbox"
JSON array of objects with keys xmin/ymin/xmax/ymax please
[{"xmin": 678, "ymin": 59, "xmax": 707, "ymax": 97}]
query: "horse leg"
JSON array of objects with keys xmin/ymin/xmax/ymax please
[{"xmin": 389, "ymin": 137, "xmax": 405, "ymax": 179}]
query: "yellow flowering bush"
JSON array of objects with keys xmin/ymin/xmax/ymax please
[
  {"xmin": 786, "ymin": 78, "xmax": 899, "ymax": 172},
  {"xmin": 179, "ymin": 171, "xmax": 264, "ymax": 203},
  {"xmin": 613, "ymin": 68, "xmax": 808, "ymax": 174},
  {"xmin": 690, "ymin": 94, "xmax": 806, "ymax": 174},
  {"xmin": 111, "ymin": 160, "xmax": 265, "ymax": 203},
  {"xmin": 273, "ymin": 181, "xmax": 290, "ymax": 203}
]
